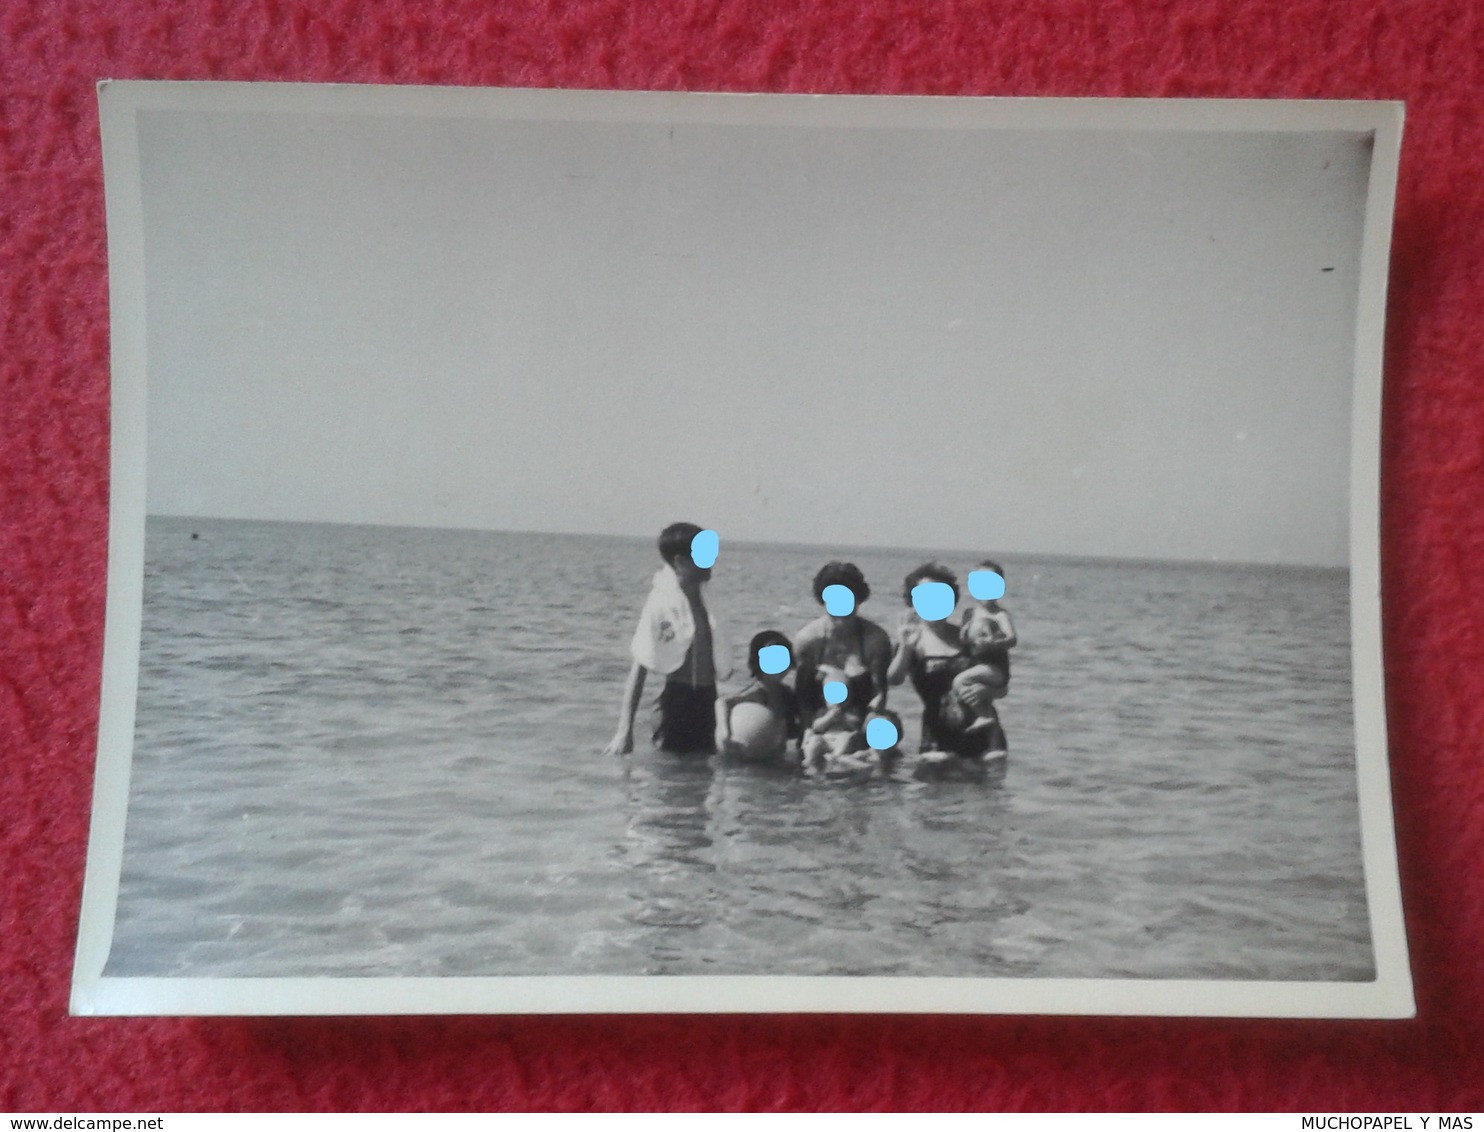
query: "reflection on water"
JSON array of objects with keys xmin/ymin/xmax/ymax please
[
  {"xmin": 607, "ymin": 752, "xmax": 1022, "ymax": 978},
  {"xmin": 106, "ymin": 518, "xmax": 1374, "ymax": 980}
]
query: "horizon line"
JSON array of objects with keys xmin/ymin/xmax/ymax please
[{"xmin": 146, "ymin": 511, "xmax": 1350, "ymax": 572}]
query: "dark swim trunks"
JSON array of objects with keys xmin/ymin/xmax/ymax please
[{"xmin": 654, "ymin": 681, "xmax": 717, "ymax": 754}]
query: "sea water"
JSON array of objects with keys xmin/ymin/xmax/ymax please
[{"xmin": 105, "ymin": 517, "xmax": 1373, "ymax": 979}]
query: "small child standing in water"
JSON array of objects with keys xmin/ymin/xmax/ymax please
[{"xmin": 951, "ymin": 559, "xmax": 1017, "ymax": 741}]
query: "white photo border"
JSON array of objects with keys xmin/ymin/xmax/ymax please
[{"xmin": 73, "ymin": 81, "xmax": 1412, "ymax": 1018}]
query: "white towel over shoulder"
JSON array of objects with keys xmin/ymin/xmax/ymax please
[{"xmin": 629, "ymin": 566, "xmax": 733, "ymax": 680}]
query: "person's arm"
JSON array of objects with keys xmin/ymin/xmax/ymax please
[
  {"xmin": 867, "ymin": 624, "xmax": 892, "ymax": 710},
  {"xmin": 601, "ymin": 659, "xmax": 647, "ymax": 756},
  {"xmin": 714, "ymin": 681, "xmax": 758, "ymax": 747},
  {"xmin": 783, "ymin": 686, "xmax": 803, "ymax": 743},
  {"xmin": 960, "ymin": 611, "xmax": 989, "ymax": 648},
  {"xmin": 887, "ymin": 622, "xmax": 918, "ymax": 686},
  {"xmin": 810, "ymin": 703, "xmax": 846, "ymax": 733},
  {"xmin": 957, "ymin": 678, "xmax": 993, "ymax": 711},
  {"xmin": 993, "ymin": 609, "xmax": 1018, "ymax": 649},
  {"xmin": 791, "ymin": 622, "xmax": 822, "ymax": 731},
  {"xmin": 714, "ymin": 694, "xmax": 734, "ymax": 752}
]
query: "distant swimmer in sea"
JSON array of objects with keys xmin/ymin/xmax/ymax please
[
  {"xmin": 793, "ymin": 561, "xmax": 893, "ymax": 773},
  {"xmin": 715, "ymin": 630, "xmax": 801, "ymax": 760},
  {"xmin": 601, "ymin": 521, "xmax": 733, "ymax": 756},
  {"xmin": 888, "ymin": 562, "xmax": 1007, "ymax": 759}
]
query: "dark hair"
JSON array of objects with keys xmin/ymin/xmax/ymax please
[
  {"xmin": 866, "ymin": 706, "xmax": 905, "ymax": 749},
  {"xmin": 867, "ymin": 706, "xmax": 904, "ymax": 730},
  {"xmin": 657, "ymin": 521, "xmax": 704, "ymax": 565},
  {"xmin": 747, "ymin": 630, "xmax": 794, "ymax": 678},
  {"xmin": 811, "ymin": 561, "xmax": 870, "ymax": 606},
  {"xmin": 974, "ymin": 559, "xmax": 1005, "ymax": 578},
  {"xmin": 901, "ymin": 562, "xmax": 958, "ymax": 606}
]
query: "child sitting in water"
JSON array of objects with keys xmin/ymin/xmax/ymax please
[
  {"xmin": 801, "ymin": 667, "xmax": 909, "ymax": 774},
  {"xmin": 715, "ymin": 630, "xmax": 800, "ymax": 760},
  {"xmin": 809, "ymin": 704, "xmax": 904, "ymax": 780},
  {"xmin": 801, "ymin": 661, "xmax": 868, "ymax": 765},
  {"xmin": 950, "ymin": 559, "xmax": 1017, "ymax": 739}
]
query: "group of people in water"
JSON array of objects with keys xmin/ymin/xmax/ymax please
[{"xmin": 601, "ymin": 521, "xmax": 1017, "ymax": 774}]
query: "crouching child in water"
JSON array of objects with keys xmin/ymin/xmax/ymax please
[
  {"xmin": 948, "ymin": 558, "xmax": 1017, "ymax": 749},
  {"xmin": 803, "ymin": 672, "xmax": 903, "ymax": 778},
  {"xmin": 812, "ymin": 705, "xmax": 905, "ymax": 781},
  {"xmin": 601, "ymin": 521, "xmax": 732, "ymax": 756},
  {"xmin": 715, "ymin": 630, "xmax": 800, "ymax": 760},
  {"xmin": 801, "ymin": 662, "xmax": 866, "ymax": 765}
]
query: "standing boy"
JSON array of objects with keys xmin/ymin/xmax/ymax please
[{"xmin": 602, "ymin": 521, "xmax": 732, "ymax": 755}]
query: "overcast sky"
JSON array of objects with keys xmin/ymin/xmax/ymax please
[{"xmin": 138, "ymin": 99, "xmax": 1373, "ymax": 566}]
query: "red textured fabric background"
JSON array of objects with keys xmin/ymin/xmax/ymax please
[{"xmin": 2, "ymin": 0, "xmax": 1482, "ymax": 1113}]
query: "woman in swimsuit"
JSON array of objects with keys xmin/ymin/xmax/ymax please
[
  {"xmin": 793, "ymin": 561, "xmax": 893, "ymax": 764},
  {"xmin": 887, "ymin": 562, "xmax": 1005, "ymax": 757}
]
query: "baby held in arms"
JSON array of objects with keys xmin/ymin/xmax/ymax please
[{"xmin": 950, "ymin": 559, "xmax": 1017, "ymax": 737}]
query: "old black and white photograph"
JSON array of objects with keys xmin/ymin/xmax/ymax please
[{"xmin": 74, "ymin": 84, "xmax": 1410, "ymax": 1017}]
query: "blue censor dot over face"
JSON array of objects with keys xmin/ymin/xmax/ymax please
[
  {"xmin": 911, "ymin": 581, "xmax": 956, "ymax": 621},
  {"xmin": 865, "ymin": 716, "xmax": 900, "ymax": 750},
  {"xmin": 968, "ymin": 569, "xmax": 1006, "ymax": 601},
  {"xmin": 823, "ymin": 679, "xmax": 848, "ymax": 705},
  {"xmin": 758, "ymin": 644, "xmax": 791, "ymax": 675},
  {"xmin": 690, "ymin": 529, "xmax": 719, "ymax": 569},
  {"xmin": 822, "ymin": 584, "xmax": 856, "ymax": 616}
]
